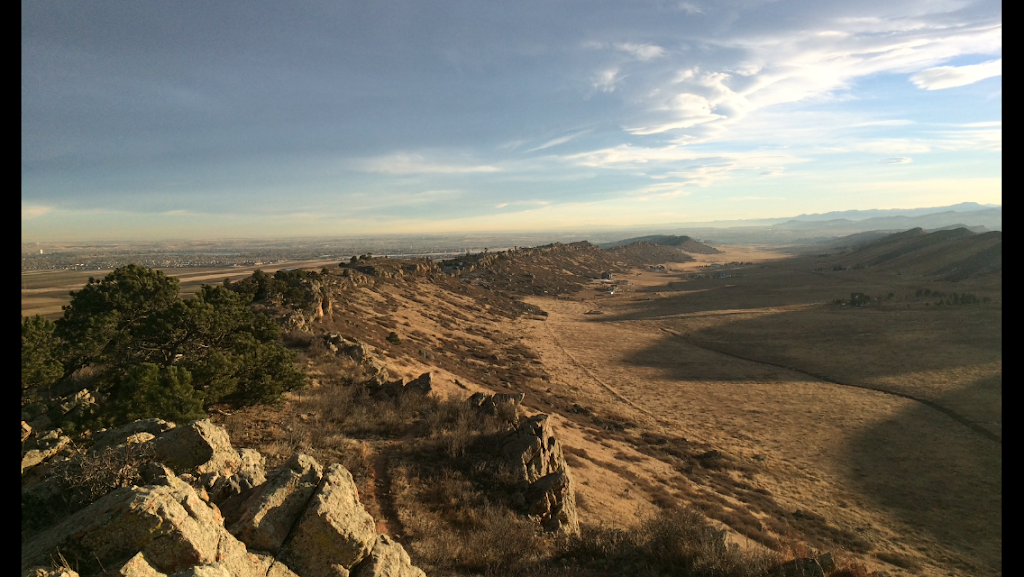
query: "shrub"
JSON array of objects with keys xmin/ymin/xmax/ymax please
[
  {"xmin": 22, "ymin": 315, "xmax": 65, "ymax": 401},
  {"xmin": 106, "ymin": 364, "xmax": 206, "ymax": 426}
]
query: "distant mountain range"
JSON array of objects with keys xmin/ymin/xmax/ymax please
[
  {"xmin": 784, "ymin": 202, "xmax": 1000, "ymax": 222},
  {"xmin": 771, "ymin": 209, "xmax": 1002, "ymax": 232}
]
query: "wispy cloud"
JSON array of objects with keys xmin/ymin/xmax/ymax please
[
  {"xmin": 856, "ymin": 139, "xmax": 931, "ymax": 154},
  {"xmin": 879, "ymin": 157, "xmax": 912, "ymax": 164},
  {"xmin": 353, "ymin": 154, "xmax": 500, "ymax": 174},
  {"xmin": 22, "ymin": 205, "xmax": 53, "ymax": 220},
  {"xmin": 526, "ymin": 130, "xmax": 592, "ymax": 153},
  {"xmin": 592, "ymin": 69, "xmax": 621, "ymax": 93},
  {"xmin": 910, "ymin": 59, "xmax": 1002, "ymax": 90},
  {"xmin": 615, "ymin": 43, "xmax": 665, "ymax": 61}
]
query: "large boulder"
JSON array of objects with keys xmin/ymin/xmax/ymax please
[
  {"xmin": 106, "ymin": 552, "xmax": 169, "ymax": 577},
  {"xmin": 281, "ymin": 464, "xmax": 377, "ymax": 577},
  {"xmin": 351, "ymin": 535, "xmax": 426, "ymax": 577},
  {"xmin": 496, "ymin": 414, "xmax": 579, "ymax": 535},
  {"xmin": 226, "ymin": 453, "xmax": 324, "ymax": 553},
  {"xmin": 525, "ymin": 471, "xmax": 579, "ymax": 535},
  {"xmin": 21, "ymin": 473, "xmax": 250, "ymax": 576},
  {"xmin": 499, "ymin": 415, "xmax": 566, "ymax": 485},
  {"xmin": 91, "ymin": 419, "xmax": 177, "ymax": 453},
  {"xmin": 209, "ymin": 449, "xmax": 267, "ymax": 505},
  {"xmin": 150, "ymin": 421, "xmax": 240, "ymax": 477}
]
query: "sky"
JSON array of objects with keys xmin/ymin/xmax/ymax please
[{"xmin": 22, "ymin": 0, "xmax": 1001, "ymax": 241}]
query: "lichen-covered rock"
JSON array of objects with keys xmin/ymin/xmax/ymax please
[
  {"xmin": 525, "ymin": 471, "xmax": 579, "ymax": 535},
  {"xmin": 209, "ymin": 449, "xmax": 267, "ymax": 504},
  {"xmin": 226, "ymin": 453, "xmax": 324, "ymax": 553},
  {"xmin": 22, "ymin": 431, "xmax": 71, "ymax": 474},
  {"xmin": 499, "ymin": 414, "xmax": 566, "ymax": 485},
  {"xmin": 21, "ymin": 473, "xmax": 248, "ymax": 576},
  {"xmin": 106, "ymin": 552, "xmax": 169, "ymax": 577},
  {"xmin": 351, "ymin": 535, "xmax": 426, "ymax": 577},
  {"xmin": 91, "ymin": 419, "xmax": 176, "ymax": 453},
  {"xmin": 281, "ymin": 464, "xmax": 377, "ymax": 577},
  {"xmin": 151, "ymin": 421, "xmax": 240, "ymax": 477}
]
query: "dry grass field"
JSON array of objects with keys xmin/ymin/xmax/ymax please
[
  {"xmin": 25, "ymin": 241, "xmax": 999, "ymax": 576},
  {"xmin": 511, "ymin": 246, "xmax": 1000, "ymax": 576}
]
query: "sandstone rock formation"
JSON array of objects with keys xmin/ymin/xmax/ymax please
[
  {"xmin": 22, "ymin": 428, "xmax": 71, "ymax": 474},
  {"xmin": 497, "ymin": 413, "xmax": 579, "ymax": 535},
  {"xmin": 351, "ymin": 535, "xmax": 426, "ymax": 577},
  {"xmin": 226, "ymin": 453, "xmax": 324, "ymax": 553},
  {"xmin": 280, "ymin": 464, "xmax": 378, "ymax": 576},
  {"xmin": 21, "ymin": 419, "xmax": 427, "ymax": 577}
]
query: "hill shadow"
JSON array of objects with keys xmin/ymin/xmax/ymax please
[
  {"xmin": 841, "ymin": 375, "xmax": 1001, "ymax": 574},
  {"xmin": 591, "ymin": 303, "xmax": 1000, "ymax": 572}
]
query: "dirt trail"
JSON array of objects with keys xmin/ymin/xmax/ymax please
[
  {"xmin": 366, "ymin": 447, "xmax": 405, "ymax": 539},
  {"xmin": 541, "ymin": 314, "xmax": 656, "ymax": 420},
  {"xmin": 517, "ymin": 258, "xmax": 1000, "ymax": 577},
  {"xmin": 662, "ymin": 328, "xmax": 1001, "ymax": 443}
]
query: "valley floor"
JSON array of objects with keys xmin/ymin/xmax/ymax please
[{"xmin": 509, "ymin": 246, "xmax": 1000, "ymax": 577}]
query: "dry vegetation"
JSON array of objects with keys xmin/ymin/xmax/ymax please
[{"xmin": 24, "ymin": 233, "xmax": 1001, "ymax": 576}]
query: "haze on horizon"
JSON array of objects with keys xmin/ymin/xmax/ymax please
[{"xmin": 22, "ymin": 1, "xmax": 1001, "ymax": 242}]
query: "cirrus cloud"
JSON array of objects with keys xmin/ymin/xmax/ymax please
[{"xmin": 910, "ymin": 59, "xmax": 1001, "ymax": 90}]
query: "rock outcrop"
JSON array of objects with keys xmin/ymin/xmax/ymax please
[
  {"xmin": 21, "ymin": 419, "xmax": 426, "ymax": 577},
  {"xmin": 226, "ymin": 453, "xmax": 324, "ymax": 553},
  {"xmin": 496, "ymin": 413, "xmax": 579, "ymax": 535},
  {"xmin": 280, "ymin": 464, "xmax": 378, "ymax": 576},
  {"xmin": 350, "ymin": 535, "xmax": 426, "ymax": 577}
]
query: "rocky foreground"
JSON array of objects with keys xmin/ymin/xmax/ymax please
[{"xmin": 22, "ymin": 389, "xmax": 581, "ymax": 577}]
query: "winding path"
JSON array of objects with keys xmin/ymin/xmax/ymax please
[{"xmin": 660, "ymin": 327, "xmax": 1001, "ymax": 443}]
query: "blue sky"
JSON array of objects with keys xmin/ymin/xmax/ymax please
[{"xmin": 22, "ymin": 0, "xmax": 1001, "ymax": 241}]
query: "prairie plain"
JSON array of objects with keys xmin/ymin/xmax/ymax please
[
  {"xmin": 512, "ymin": 245, "xmax": 1001, "ymax": 576},
  {"xmin": 22, "ymin": 239, "xmax": 1000, "ymax": 576}
]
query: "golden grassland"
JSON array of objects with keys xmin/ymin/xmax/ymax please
[
  {"xmin": 23, "ymin": 244, "xmax": 1000, "ymax": 576},
  {"xmin": 513, "ymin": 246, "xmax": 1000, "ymax": 576}
]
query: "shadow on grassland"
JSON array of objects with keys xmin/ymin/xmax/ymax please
[{"xmin": 841, "ymin": 376, "xmax": 1001, "ymax": 574}]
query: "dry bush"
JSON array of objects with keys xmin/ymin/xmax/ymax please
[
  {"xmin": 282, "ymin": 329, "xmax": 315, "ymax": 348},
  {"xmin": 390, "ymin": 462, "xmax": 547, "ymax": 577},
  {"xmin": 875, "ymin": 551, "xmax": 923, "ymax": 571},
  {"xmin": 23, "ymin": 439, "xmax": 155, "ymax": 536},
  {"xmin": 559, "ymin": 507, "xmax": 778, "ymax": 577}
]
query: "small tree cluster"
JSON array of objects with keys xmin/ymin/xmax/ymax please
[
  {"xmin": 22, "ymin": 264, "xmax": 306, "ymax": 428},
  {"xmin": 915, "ymin": 288, "xmax": 989, "ymax": 305}
]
